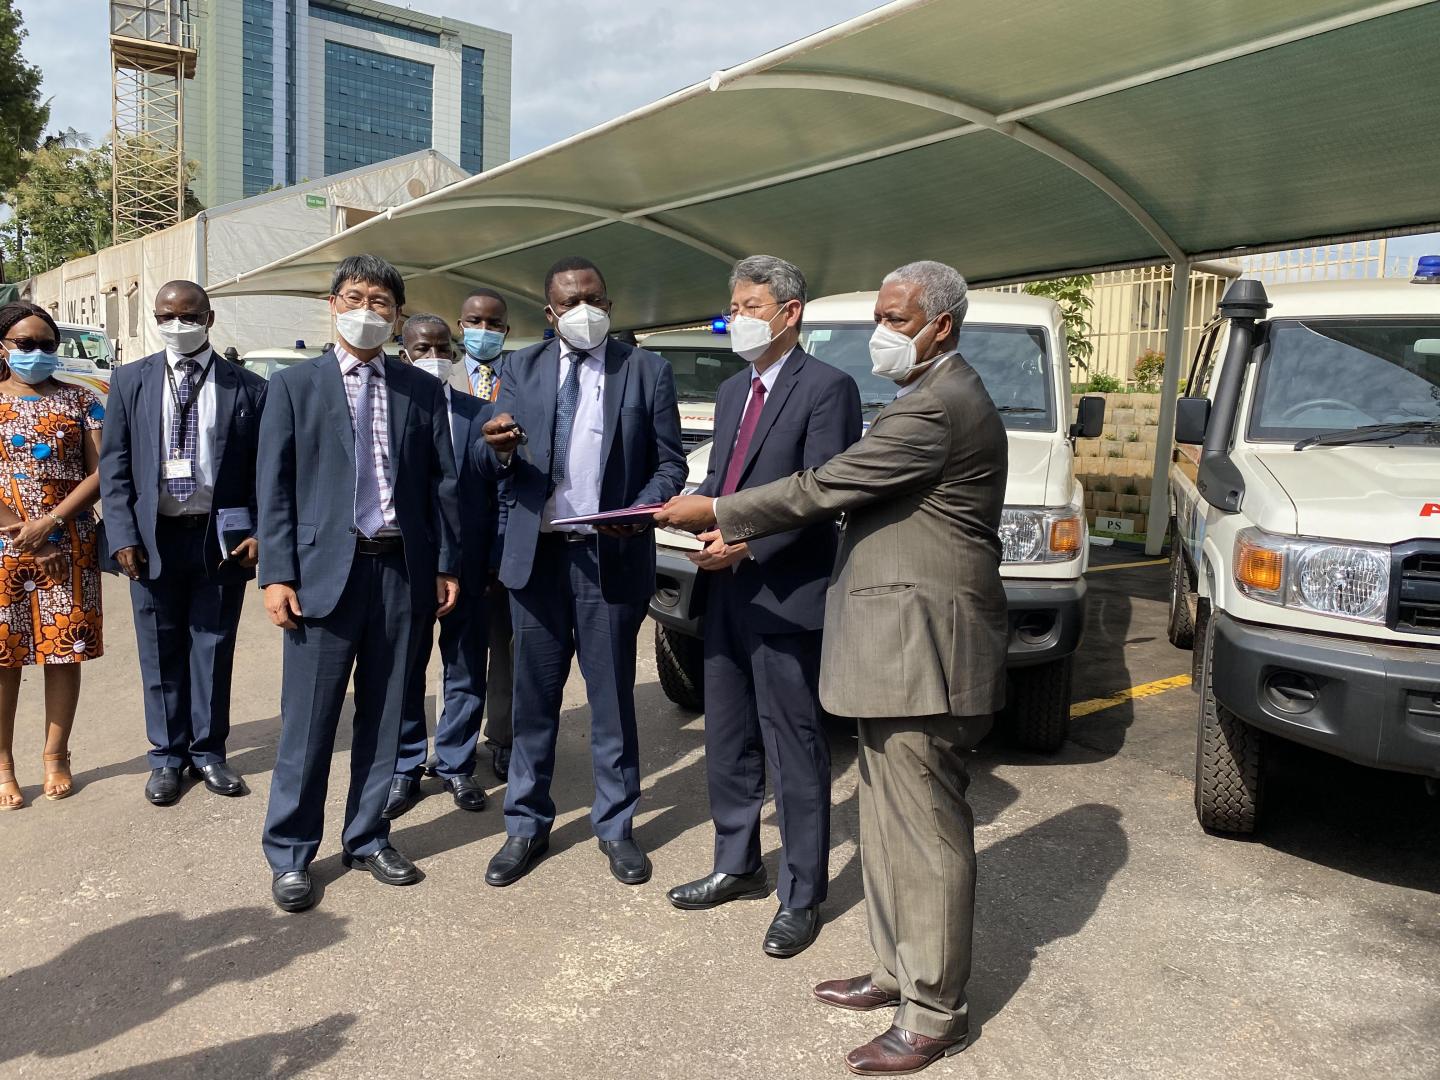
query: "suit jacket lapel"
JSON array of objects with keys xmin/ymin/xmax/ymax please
[
  {"xmin": 210, "ymin": 350, "xmax": 236, "ymax": 478},
  {"xmin": 140, "ymin": 354, "xmax": 167, "ymax": 465},
  {"xmin": 600, "ymin": 338, "xmax": 630, "ymax": 466},
  {"xmin": 449, "ymin": 393, "xmax": 470, "ymax": 469},
  {"xmin": 738, "ymin": 348, "xmax": 809, "ymax": 484},
  {"xmin": 708, "ymin": 374, "xmax": 745, "ymax": 492},
  {"xmin": 313, "ymin": 351, "xmax": 355, "ymax": 467},
  {"xmin": 385, "ymin": 358, "xmax": 413, "ymax": 467},
  {"xmin": 528, "ymin": 339, "xmax": 561, "ymax": 476}
]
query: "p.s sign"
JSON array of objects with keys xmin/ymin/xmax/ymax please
[{"xmin": 1422, "ymin": 503, "xmax": 1440, "ymax": 517}]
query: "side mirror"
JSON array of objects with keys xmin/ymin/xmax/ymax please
[
  {"xmin": 1175, "ymin": 397, "xmax": 1211, "ymax": 445},
  {"xmin": 1069, "ymin": 395, "xmax": 1106, "ymax": 439}
]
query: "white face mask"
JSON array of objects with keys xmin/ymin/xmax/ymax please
[
  {"xmin": 413, "ymin": 357, "xmax": 453, "ymax": 382},
  {"xmin": 157, "ymin": 319, "xmax": 209, "ymax": 355},
  {"xmin": 335, "ymin": 307, "xmax": 394, "ymax": 351},
  {"xmin": 869, "ymin": 316, "xmax": 942, "ymax": 383},
  {"xmin": 727, "ymin": 308, "xmax": 785, "ymax": 364},
  {"xmin": 552, "ymin": 303, "xmax": 610, "ymax": 351}
]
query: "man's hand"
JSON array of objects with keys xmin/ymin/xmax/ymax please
[
  {"xmin": 482, "ymin": 412, "xmax": 523, "ymax": 454},
  {"xmin": 35, "ymin": 542, "xmax": 67, "ymax": 583},
  {"xmin": 688, "ymin": 530, "xmax": 749, "ymax": 571},
  {"xmin": 264, "ymin": 583, "xmax": 303, "ymax": 629},
  {"xmin": 230, "ymin": 537, "xmax": 259, "ymax": 569},
  {"xmin": 655, "ymin": 494, "xmax": 718, "ymax": 533},
  {"xmin": 114, "ymin": 545, "xmax": 147, "ymax": 580},
  {"xmin": 436, "ymin": 574, "xmax": 460, "ymax": 617}
]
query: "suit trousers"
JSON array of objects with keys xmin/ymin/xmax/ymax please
[
  {"xmin": 396, "ymin": 583, "xmax": 489, "ymax": 780},
  {"xmin": 261, "ymin": 550, "xmax": 419, "ymax": 873},
  {"xmin": 703, "ymin": 575, "xmax": 830, "ymax": 908},
  {"xmin": 856, "ymin": 713, "xmax": 991, "ymax": 1041},
  {"xmin": 129, "ymin": 515, "xmax": 246, "ymax": 769},
  {"xmin": 481, "ymin": 584, "xmax": 513, "ymax": 748},
  {"xmin": 504, "ymin": 535, "xmax": 646, "ymax": 841}
]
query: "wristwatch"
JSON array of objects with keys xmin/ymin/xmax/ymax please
[{"xmin": 48, "ymin": 512, "xmax": 65, "ymax": 529}]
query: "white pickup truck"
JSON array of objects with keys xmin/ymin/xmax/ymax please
[
  {"xmin": 1168, "ymin": 270, "xmax": 1440, "ymax": 834},
  {"xmin": 646, "ymin": 290, "xmax": 1106, "ymax": 750}
]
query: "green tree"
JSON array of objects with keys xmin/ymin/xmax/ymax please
[
  {"xmin": 0, "ymin": 143, "xmax": 112, "ymax": 278},
  {"xmin": 1023, "ymin": 274, "xmax": 1095, "ymax": 373},
  {"xmin": 0, "ymin": 0, "xmax": 48, "ymax": 192}
]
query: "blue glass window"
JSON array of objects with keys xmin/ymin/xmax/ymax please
[
  {"xmin": 460, "ymin": 45, "xmax": 485, "ymax": 173},
  {"xmin": 310, "ymin": 3, "xmax": 440, "ymax": 46},
  {"xmin": 323, "ymin": 41, "xmax": 433, "ymax": 173},
  {"xmin": 242, "ymin": 0, "xmax": 275, "ymax": 195}
]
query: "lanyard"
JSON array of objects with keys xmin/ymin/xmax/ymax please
[{"xmin": 165, "ymin": 350, "xmax": 216, "ymax": 455}]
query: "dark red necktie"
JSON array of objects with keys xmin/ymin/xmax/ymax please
[{"xmin": 721, "ymin": 376, "xmax": 766, "ymax": 495}]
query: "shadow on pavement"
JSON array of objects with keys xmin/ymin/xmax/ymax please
[
  {"xmin": 86, "ymin": 1013, "xmax": 357, "ymax": 1080},
  {"xmin": 0, "ymin": 907, "xmax": 348, "ymax": 1066},
  {"xmin": 1248, "ymin": 740, "xmax": 1440, "ymax": 895},
  {"xmin": 970, "ymin": 802, "xmax": 1129, "ymax": 1026}
]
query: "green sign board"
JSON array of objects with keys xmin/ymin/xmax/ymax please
[{"xmin": 305, "ymin": 194, "xmax": 327, "ymax": 209}]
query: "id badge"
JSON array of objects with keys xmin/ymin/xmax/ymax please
[{"xmin": 162, "ymin": 458, "xmax": 194, "ymax": 480}]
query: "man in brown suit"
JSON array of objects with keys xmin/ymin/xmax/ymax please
[{"xmin": 656, "ymin": 260, "xmax": 1007, "ymax": 1076}]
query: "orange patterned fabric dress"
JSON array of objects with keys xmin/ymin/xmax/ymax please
[{"xmin": 0, "ymin": 384, "xmax": 105, "ymax": 667}]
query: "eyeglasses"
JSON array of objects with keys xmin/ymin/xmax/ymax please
[
  {"xmin": 335, "ymin": 291, "xmax": 397, "ymax": 316},
  {"xmin": 724, "ymin": 300, "xmax": 789, "ymax": 322},
  {"xmin": 2, "ymin": 336, "xmax": 58, "ymax": 354}
]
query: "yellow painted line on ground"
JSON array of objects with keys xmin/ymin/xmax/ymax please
[
  {"xmin": 1071, "ymin": 674, "xmax": 1193, "ymax": 718},
  {"xmin": 1088, "ymin": 558, "xmax": 1168, "ymax": 573}
]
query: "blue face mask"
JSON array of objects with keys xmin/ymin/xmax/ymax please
[
  {"xmin": 6, "ymin": 349, "xmax": 58, "ymax": 385},
  {"xmin": 463, "ymin": 327, "xmax": 506, "ymax": 362}
]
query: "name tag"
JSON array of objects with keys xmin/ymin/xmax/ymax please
[{"xmin": 162, "ymin": 459, "xmax": 194, "ymax": 480}]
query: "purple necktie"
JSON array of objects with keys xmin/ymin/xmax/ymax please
[{"xmin": 721, "ymin": 376, "xmax": 766, "ymax": 496}]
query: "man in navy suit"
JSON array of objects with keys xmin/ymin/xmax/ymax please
[
  {"xmin": 257, "ymin": 255, "xmax": 461, "ymax": 913},
  {"xmin": 481, "ymin": 256, "xmax": 687, "ymax": 887},
  {"xmin": 665, "ymin": 256, "xmax": 861, "ymax": 957},
  {"xmin": 100, "ymin": 281, "xmax": 268, "ymax": 806},
  {"xmin": 457, "ymin": 288, "xmax": 515, "ymax": 782},
  {"xmin": 384, "ymin": 314, "xmax": 497, "ymax": 818}
]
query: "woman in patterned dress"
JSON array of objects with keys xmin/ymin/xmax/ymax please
[{"xmin": 0, "ymin": 303, "xmax": 105, "ymax": 809}]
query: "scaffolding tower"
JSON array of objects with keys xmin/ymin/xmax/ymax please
[{"xmin": 110, "ymin": 0, "xmax": 197, "ymax": 244}]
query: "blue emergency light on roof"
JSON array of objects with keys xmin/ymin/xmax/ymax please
[
  {"xmin": 1412, "ymin": 255, "xmax": 1440, "ymax": 283},
  {"xmin": 710, "ymin": 317, "xmax": 728, "ymax": 334},
  {"xmin": 543, "ymin": 328, "xmax": 555, "ymax": 340}
]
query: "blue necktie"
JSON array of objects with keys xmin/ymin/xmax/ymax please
[
  {"xmin": 549, "ymin": 352, "xmax": 583, "ymax": 491},
  {"xmin": 168, "ymin": 358, "xmax": 198, "ymax": 502},
  {"xmin": 353, "ymin": 363, "xmax": 385, "ymax": 537}
]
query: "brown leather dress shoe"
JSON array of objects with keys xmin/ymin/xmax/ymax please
[
  {"xmin": 813, "ymin": 974, "xmax": 901, "ymax": 1012},
  {"xmin": 844, "ymin": 1026, "xmax": 968, "ymax": 1076}
]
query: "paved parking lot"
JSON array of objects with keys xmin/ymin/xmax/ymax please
[{"xmin": 2, "ymin": 551, "xmax": 1436, "ymax": 1079}]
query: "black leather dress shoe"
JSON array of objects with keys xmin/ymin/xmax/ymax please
[
  {"xmin": 443, "ymin": 774, "xmax": 487, "ymax": 811},
  {"xmin": 190, "ymin": 761, "xmax": 245, "ymax": 796},
  {"xmin": 667, "ymin": 869, "xmax": 769, "ymax": 910},
  {"xmin": 341, "ymin": 845, "xmax": 420, "ymax": 885},
  {"xmin": 272, "ymin": 870, "xmax": 315, "ymax": 913},
  {"xmin": 381, "ymin": 775, "xmax": 422, "ymax": 820},
  {"xmin": 763, "ymin": 905, "xmax": 821, "ymax": 958},
  {"xmin": 598, "ymin": 837, "xmax": 652, "ymax": 885},
  {"xmin": 490, "ymin": 744, "xmax": 510, "ymax": 782},
  {"xmin": 145, "ymin": 767, "xmax": 181, "ymax": 806},
  {"xmin": 486, "ymin": 835, "xmax": 548, "ymax": 887}
]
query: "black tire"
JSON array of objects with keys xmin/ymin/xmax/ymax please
[
  {"xmin": 655, "ymin": 624, "xmax": 704, "ymax": 712},
  {"xmin": 1190, "ymin": 599, "xmax": 1210, "ymax": 690},
  {"xmin": 1006, "ymin": 656, "xmax": 1073, "ymax": 753},
  {"xmin": 1166, "ymin": 541, "xmax": 1196, "ymax": 650},
  {"xmin": 1194, "ymin": 615, "xmax": 1263, "ymax": 835}
]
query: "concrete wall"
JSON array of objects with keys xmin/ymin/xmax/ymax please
[{"xmin": 1072, "ymin": 392, "xmax": 1163, "ymax": 541}]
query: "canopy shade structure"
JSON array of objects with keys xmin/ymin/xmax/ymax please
[{"xmin": 210, "ymin": 0, "xmax": 1440, "ymax": 332}]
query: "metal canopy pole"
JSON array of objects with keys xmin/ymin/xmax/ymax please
[{"xmin": 1144, "ymin": 260, "xmax": 1192, "ymax": 555}]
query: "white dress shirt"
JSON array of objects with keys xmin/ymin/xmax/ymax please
[
  {"xmin": 158, "ymin": 344, "xmax": 218, "ymax": 517},
  {"xmin": 731, "ymin": 346, "xmax": 794, "ymax": 451},
  {"xmin": 543, "ymin": 342, "xmax": 606, "ymax": 534},
  {"xmin": 336, "ymin": 344, "xmax": 400, "ymax": 535}
]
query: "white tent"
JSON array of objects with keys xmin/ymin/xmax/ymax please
[
  {"xmin": 28, "ymin": 150, "xmax": 467, "ymax": 362},
  {"xmin": 210, "ymin": 0, "xmax": 1440, "ymax": 550}
]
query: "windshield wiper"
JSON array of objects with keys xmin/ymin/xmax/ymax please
[
  {"xmin": 861, "ymin": 399, "xmax": 892, "ymax": 409},
  {"xmin": 995, "ymin": 406, "xmax": 1045, "ymax": 414},
  {"xmin": 1295, "ymin": 420, "xmax": 1440, "ymax": 450}
]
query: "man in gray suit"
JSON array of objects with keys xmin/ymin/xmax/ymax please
[{"xmin": 656, "ymin": 260, "xmax": 1007, "ymax": 1076}]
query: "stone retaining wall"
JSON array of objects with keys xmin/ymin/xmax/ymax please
[{"xmin": 1070, "ymin": 392, "xmax": 1163, "ymax": 537}]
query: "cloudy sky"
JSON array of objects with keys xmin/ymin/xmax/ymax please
[{"xmin": 15, "ymin": 0, "xmax": 879, "ymax": 157}]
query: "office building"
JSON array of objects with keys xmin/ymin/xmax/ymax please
[{"xmin": 186, "ymin": 0, "xmax": 511, "ymax": 207}]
